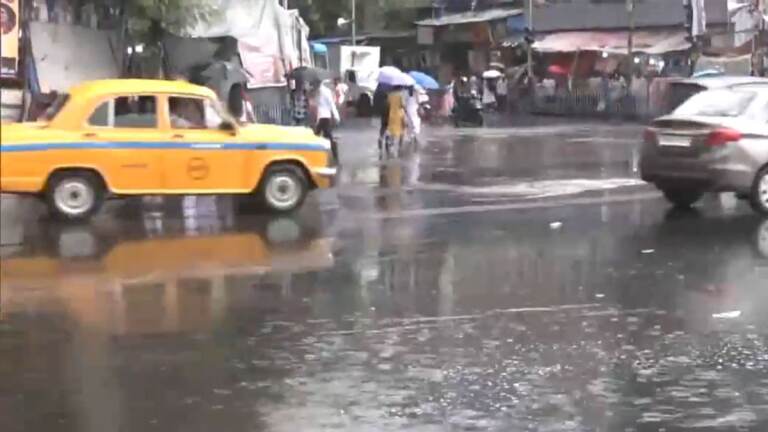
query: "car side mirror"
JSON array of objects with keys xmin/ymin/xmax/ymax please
[{"xmin": 220, "ymin": 120, "xmax": 238, "ymax": 135}]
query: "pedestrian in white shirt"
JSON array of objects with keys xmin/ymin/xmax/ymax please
[
  {"xmin": 496, "ymin": 75, "xmax": 508, "ymax": 112},
  {"xmin": 405, "ymin": 86, "xmax": 421, "ymax": 140},
  {"xmin": 312, "ymin": 80, "xmax": 340, "ymax": 162}
]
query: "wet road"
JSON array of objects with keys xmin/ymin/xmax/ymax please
[{"xmin": 2, "ymin": 119, "xmax": 768, "ymax": 432}]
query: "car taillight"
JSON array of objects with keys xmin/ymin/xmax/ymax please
[
  {"xmin": 706, "ymin": 128, "xmax": 742, "ymax": 147},
  {"xmin": 643, "ymin": 128, "xmax": 657, "ymax": 144}
]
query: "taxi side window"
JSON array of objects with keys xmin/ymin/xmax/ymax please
[
  {"xmin": 169, "ymin": 97, "xmax": 224, "ymax": 130},
  {"xmin": 89, "ymin": 96, "xmax": 157, "ymax": 128}
]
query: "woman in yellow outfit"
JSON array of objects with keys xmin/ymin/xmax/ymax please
[{"xmin": 385, "ymin": 87, "xmax": 406, "ymax": 157}]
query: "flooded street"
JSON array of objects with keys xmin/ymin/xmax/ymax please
[{"xmin": 2, "ymin": 120, "xmax": 768, "ymax": 432}]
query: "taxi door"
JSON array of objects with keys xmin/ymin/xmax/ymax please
[
  {"xmin": 162, "ymin": 96, "xmax": 248, "ymax": 193},
  {"xmin": 83, "ymin": 95, "xmax": 165, "ymax": 192}
]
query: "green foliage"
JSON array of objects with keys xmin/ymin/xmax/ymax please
[
  {"xmin": 122, "ymin": 0, "xmax": 224, "ymax": 40},
  {"xmin": 290, "ymin": 0, "xmax": 350, "ymax": 36}
]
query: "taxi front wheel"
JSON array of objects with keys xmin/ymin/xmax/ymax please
[
  {"xmin": 45, "ymin": 170, "xmax": 105, "ymax": 222},
  {"xmin": 258, "ymin": 164, "xmax": 308, "ymax": 213}
]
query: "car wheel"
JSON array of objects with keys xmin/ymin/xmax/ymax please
[
  {"xmin": 661, "ymin": 187, "xmax": 703, "ymax": 208},
  {"xmin": 259, "ymin": 164, "xmax": 308, "ymax": 213},
  {"xmin": 45, "ymin": 171, "xmax": 105, "ymax": 222},
  {"xmin": 749, "ymin": 167, "xmax": 768, "ymax": 215}
]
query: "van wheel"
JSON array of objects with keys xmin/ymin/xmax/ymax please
[
  {"xmin": 661, "ymin": 187, "xmax": 703, "ymax": 208},
  {"xmin": 258, "ymin": 164, "xmax": 308, "ymax": 213},
  {"xmin": 750, "ymin": 167, "xmax": 768, "ymax": 215},
  {"xmin": 45, "ymin": 170, "xmax": 105, "ymax": 221}
]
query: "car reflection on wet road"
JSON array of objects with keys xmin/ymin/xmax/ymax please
[{"xmin": 1, "ymin": 121, "xmax": 768, "ymax": 432}]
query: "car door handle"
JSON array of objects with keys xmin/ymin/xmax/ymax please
[
  {"xmin": 82, "ymin": 132, "xmax": 98, "ymax": 139},
  {"xmin": 172, "ymin": 134, "xmax": 185, "ymax": 139}
]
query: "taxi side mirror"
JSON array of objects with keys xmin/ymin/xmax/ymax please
[{"xmin": 220, "ymin": 120, "xmax": 238, "ymax": 135}]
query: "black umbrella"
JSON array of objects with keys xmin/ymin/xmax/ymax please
[{"xmin": 289, "ymin": 66, "xmax": 330, "ymax": 85}]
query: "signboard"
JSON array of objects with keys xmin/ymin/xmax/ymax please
[{"xmin": 1, "ymin": 0, "xmax": 20, "ymax": 78}]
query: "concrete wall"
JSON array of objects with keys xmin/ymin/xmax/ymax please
[
  {"xmin": 532, "ymin": 0, "xmax": 729, "ymax": 32},
  {"xmin": 29, "ymin": 22, "xmax": 122, "ymax": 92}
]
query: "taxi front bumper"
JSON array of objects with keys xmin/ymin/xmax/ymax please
[{"xmin": 312, "ymin": 166, "xmax": 338, "ymax": 188}]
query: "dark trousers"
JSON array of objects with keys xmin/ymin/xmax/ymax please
[{"xmin": 314, "ymin": 118, "xmax": 337, "ymax": 162}]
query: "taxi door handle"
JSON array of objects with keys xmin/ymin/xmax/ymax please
[
  {"xmin": 82, "ymin": 132, "xmax": 98, "ymax": 139},
  {"xmin": 172, "ymin": 134, "xmax": 185, "ymax": 139}
]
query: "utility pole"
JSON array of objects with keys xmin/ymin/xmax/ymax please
[
  {"xmin": 752, "ymin": 0, "xmax": 766, "ymax": 76},
  {"xmin": 627, "ymin": 0, "xmax": 635, "ymax": 84},
  {"xmin": 683, "ymin": 0, "xmax": 695, "ymax": 76},
  {"xmin": 351, "ymin": 0, "xmax": 357, "ymax": 46},
  {"xmin": 526, "ymin": 0, "xmax": 534, "ymax": 83}
]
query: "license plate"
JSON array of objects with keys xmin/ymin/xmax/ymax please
[{"xmin": 659, "ymin": 135, "xmax": 692, "ymax": 147}]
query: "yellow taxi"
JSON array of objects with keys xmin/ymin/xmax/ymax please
[{"xmin": 0, "ymin": 79, "xmax": 336, "ymax": 221}]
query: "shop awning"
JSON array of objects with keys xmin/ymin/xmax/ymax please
[
  {"xmin": 416, "ymin": 8, "xmax": 522, "ymax": 26},
  {"xmin": 533, "ymin": 30, "xmax": 691, "ymax": 55}
]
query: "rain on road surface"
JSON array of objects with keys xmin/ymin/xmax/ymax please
[{"xmin": 1, "ymin": 119, "xmax": 767, "ymax": 432}]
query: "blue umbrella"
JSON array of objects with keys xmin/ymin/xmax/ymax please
[{"xmin": 408, "ymin": 71, "xmax": 440, "ymax": 90}]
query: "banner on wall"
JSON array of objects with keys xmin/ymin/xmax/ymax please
[
  {"xmin": 239, "ymin": 33, "xmax": 287, "ymax": 89},
  {"xmin": 1, "ymin": 0, "xmax": 20, "ymax": 78}
]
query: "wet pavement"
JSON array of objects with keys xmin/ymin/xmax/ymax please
[{"xmin": 2, "ymin": 119, "xmax": 768, "ymax": 432}]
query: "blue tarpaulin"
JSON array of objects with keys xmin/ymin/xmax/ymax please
[{"xmin": 311, "ymin": 42, "xmax": 327, "ymax": 54}]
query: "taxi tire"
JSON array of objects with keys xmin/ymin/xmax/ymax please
[
  {"xmin": 45, "ymin": 170, "xmax": 105, "ymax": 222},
  {"xmin": 750, "ymin": 167, "xmax": 768, "ymax": 215},
  {"xmin": 258, "ymin": 164, "xmax": 308, "ymax": 214}
]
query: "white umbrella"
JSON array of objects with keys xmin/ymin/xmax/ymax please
[
  {"xmin": 482, "ymin": 69, "xmax": 503, "ymax": 79},
  {"xmin": 378, "ymin": 66, "xmax": 404, "ymax": 85},
  {"xmin": 396, "ymin": 72, "xmax": 417, "ymax": 87}
]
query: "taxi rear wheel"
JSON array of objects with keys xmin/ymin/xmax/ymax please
[
  {"xmin": 258, "ymin": 164, "xmax": 308, "ymax": 213},
  {"xmin": 45, "ymin": 170, "xmax": 105, "ymax": 222}
]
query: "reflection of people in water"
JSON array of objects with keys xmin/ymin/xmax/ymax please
[{"xmin": 1, "ymin": 4, "xmax": 17, "ymax": 35}]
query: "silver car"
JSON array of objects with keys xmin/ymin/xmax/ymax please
[{"xmin": 640, "ymin": 83, "xmax": 768, "ymax": 214}]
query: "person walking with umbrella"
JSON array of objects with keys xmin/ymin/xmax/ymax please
[
  {"xmin": 311, "ymin": 79, "xmax": 340, "ymax": 162},
  {"xmin": 386, "ymin": 85, "xmax": 406, "ymax": 157}
]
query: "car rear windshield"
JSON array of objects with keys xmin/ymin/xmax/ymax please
[
  {"xmin": 41, "ymin": 93, "xmax": 70, "ymax": 121},
  {"xmin": 673, "ymin": 89, "xmax": 756, "ymax": 117}
]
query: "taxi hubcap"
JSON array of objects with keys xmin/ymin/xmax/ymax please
[
  {"xmin": 266, "ymin": 174, "xmax": 300, "ymax": 210},
  {"xmin": 54, "ymin": 179, "xmax": 95, "ymax": 215}
]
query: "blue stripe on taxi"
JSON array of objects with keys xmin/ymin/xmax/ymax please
[{"xmin": 0, "ymin": 142, "xmax": 329, "ymax": 152}]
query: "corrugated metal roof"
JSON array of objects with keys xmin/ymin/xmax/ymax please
[
  {"xmin": 415, "ymin": 8, "xmax": 523, "ymax": 27},
  {"xmin": 312, "ymin": 30, "xmax": 415, "ymax": 45}
]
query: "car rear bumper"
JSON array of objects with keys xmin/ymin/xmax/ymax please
[{"xmin": 640, "ymin": 154, "xmax": 755, "ymax": 193}]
